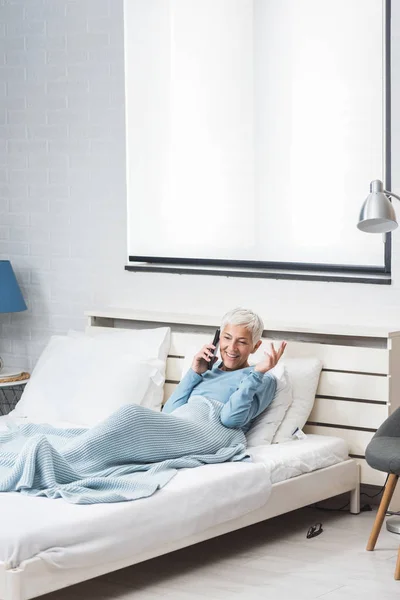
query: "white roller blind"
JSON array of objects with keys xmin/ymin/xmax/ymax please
[{"xmin": 124, "ymin": 0, "xmax": 385, "ymax": 267}]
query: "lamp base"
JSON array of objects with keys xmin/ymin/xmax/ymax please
[{"xmin": 386, "ymin": 516, "xmax": 400, "ymax": 534}]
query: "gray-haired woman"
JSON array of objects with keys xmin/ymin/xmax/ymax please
[{"xmin": 163, "ymin": 308, "xmax": 286, "ymax": 432}]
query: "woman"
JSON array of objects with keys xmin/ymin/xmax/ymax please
[{"xmin": 163, "ymin": 307, "xmax": 286, "ymax": 432}]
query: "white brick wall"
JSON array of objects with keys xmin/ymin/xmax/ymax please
[
  {"xmin": 0, "ymin": 0, "xmax": 127, "ymax": 369},
  {"xmin": 1, "ymin": 0, "xmax": 400, "ymax": 372}
]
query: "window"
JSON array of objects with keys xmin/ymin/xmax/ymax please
[{"xmin": 124, "ymin": 0, "xmax": 390, "ymax": 284}]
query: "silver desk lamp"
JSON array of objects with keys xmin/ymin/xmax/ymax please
[
  {"xmin": 358, "ymin": 180, "xmax": 400, "ymax": 534},
  {"xmin": 357, "ymin": 179, "xmax": 400, "ymax": 234}
]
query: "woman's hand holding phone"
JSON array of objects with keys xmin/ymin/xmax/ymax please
[
  {"xmin": 191, "ymin": 344, "xmax": 218, "ymax": 375},
  {"xmin": 191, "ymin": 330, "xmax": 220, "ymax": 375}
]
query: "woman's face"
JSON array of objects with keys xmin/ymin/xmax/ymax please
[{"xmin": 219, "ymin": 324, "xmax": 261, "ymax": 371}]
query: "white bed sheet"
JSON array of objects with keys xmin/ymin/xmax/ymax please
[
  {"xmin": 248, "ymin": 433, "xmax": 349, "ymax": 483},
  {"xmin": 0, "ymin": 417, "xmax": 348, "ymax": 571}
]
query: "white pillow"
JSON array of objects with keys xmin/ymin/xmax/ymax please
[
  {"xmin": 68, "ymin": 326, "xmax": 171, "ymax": 362},
  {"xmin": 246, "ymin": 364, "xmax": 293, "ymax": 447},
  {"xmin": 68, "ymin": 326, "xmax": 171, "ymax": 415},
  {"xmin": 272, "ymin": 357, "xmax": 322, "ymax": 443},
  {"xmin": 14, "ymin": 327, "xmax": 171, "ymax": 425}
]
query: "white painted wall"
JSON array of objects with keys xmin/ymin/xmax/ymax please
[{"xmin": 1, "ymin": 0, "xmax": 400, "ymax": 370}]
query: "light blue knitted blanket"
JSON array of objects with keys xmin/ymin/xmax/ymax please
[{"xmin": 0, "ymin": 396, "xmax": 248, "ymax": 504}]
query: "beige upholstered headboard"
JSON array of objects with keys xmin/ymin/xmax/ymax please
[{"xmin": 85, "ymin": 308, "xmax": 400, "ymax": 487}]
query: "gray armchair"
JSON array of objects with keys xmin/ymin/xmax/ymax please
[{"xmin": 365, "ymin": 407, "xmax": 400, "ymax": 579}]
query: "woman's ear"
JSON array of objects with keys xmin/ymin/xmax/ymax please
[{"xmin": 251, "ymin": 339, "xmax": 262, "ymax": 354}]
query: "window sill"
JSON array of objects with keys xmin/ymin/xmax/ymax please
[{"xmin": 125, "ymin": 262, "xmax": 391, "ymax": 285}]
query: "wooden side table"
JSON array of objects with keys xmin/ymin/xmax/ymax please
[{"xmin": 0, "ymin": 372, "xmax": 30, "ymax": 416}]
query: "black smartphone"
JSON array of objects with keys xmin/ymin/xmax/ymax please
[{"xmin": 207, "ymin": 328, "xmax": 220, "ymax": 370}]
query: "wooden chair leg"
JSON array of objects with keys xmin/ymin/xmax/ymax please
[
  {"xmin": 395, "ymin": 547, "xmax": 400, "ymax": 581},
  {"xmin": 366, "ymin": 473, "xmax": 398, "ymax": 551}
]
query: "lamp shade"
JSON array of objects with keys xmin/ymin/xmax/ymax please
[
  {"xmin": 357, "ymin": 180, "xmax": 398, "ymax": 234},
  {"xmin": 0, "ymin": 261, "xmax": 27, "ymax": 313}
]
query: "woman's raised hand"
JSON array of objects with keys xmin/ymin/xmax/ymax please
[
  {"xmin": 191, "ymin": 344, "xmax": 218, "ymax": 375},
  {"xmin": 254, "ymin": 341, "xmax": 287, "ymax": 374}
]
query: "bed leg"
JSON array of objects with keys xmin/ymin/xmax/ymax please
[
  {"xmin": 350, "ymin": 465, "xmax": 361, "ymax": 514},
  {"xmin": 5, "ymin": 569, "xmax": 22, "ymax": 600}
]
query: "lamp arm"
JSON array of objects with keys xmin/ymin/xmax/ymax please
[{"xmin": 384, "ymin": 190, "xmax": 400, "ymax": 203}]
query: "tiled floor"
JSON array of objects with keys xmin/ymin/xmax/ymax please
[{"xmin": 42, "ymin": 506, "xmax": 400, "ymax": 600}]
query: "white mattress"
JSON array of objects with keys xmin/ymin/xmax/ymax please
[
  {"xmin": 0, "ymin": 416, "xmax": 348, "ymax": 570},
  {"xmin": 248, "ymin": 433, "xmax": 348, "ymax": 484},
  {"xmin": 0, "ymin": 416, "xmax": 271, "ymax": 570}
]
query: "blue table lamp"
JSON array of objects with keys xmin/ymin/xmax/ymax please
[{"xmin": 0, "ymin": 260, "xmax": 27, "ymax": 373}]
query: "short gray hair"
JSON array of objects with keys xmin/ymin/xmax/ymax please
[{"xmin": 220, "ymin": 307, "xmax": 264, "ymax": 345}]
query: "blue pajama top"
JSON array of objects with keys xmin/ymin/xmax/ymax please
[{"xmin": 163, "ymin": 362, "xmax": 277, "ymax": 433}]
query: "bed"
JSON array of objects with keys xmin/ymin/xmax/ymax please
[{"xmin": 0, "ymin": 309, "xmax": 365, "ymax": 600}]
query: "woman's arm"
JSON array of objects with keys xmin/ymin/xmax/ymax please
[
  {"xmin": 163, "ymin": 341, "xmax": 218, "ymax": 414},
  {"xmin": 162, "ymin": 368, "xmax": 202, "ymax": 414},
  {"xmin": 221, "ymin": 341, "xmax": 285, "ymax": 429},
  {"xmin": 220, "ymin": 371, "xmax": 277, "ymax": 429}
]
